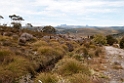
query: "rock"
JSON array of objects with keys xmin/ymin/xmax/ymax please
[
  {"xmin": 18, "ymin": 33, "xmax": 34, "ymax": 45},
  {"xmin": 42, "ymin": 36, "xmax": 51, "ymax": 42},
  {"xmin": 2, "ymin": 32, "xmax": 13, "ymax": 36},
  {"xmin": 21, "ymin": 33, "xmax": 33, "ymax": 41},
  {"xmin": 19, "ymin": 37, "xmax": 27, "ymax": 43}
]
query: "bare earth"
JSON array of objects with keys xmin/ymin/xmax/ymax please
[{"xmin": 103, "ymin": 46, "xmax": 124, "ymax": 83}]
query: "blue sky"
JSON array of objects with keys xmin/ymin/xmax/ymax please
[{"xmin": 0, "ymin": 0, "xmax": 124, "ymax": 26}]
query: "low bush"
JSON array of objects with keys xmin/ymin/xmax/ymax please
[{"xmin": 120, "ymin": 37, "xmax": 124, "ymax": 49}]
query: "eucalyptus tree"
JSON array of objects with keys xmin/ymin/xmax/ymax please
[
  {"xmin": 9, "ymin": 14, "xmax": 24, "ymax": 29},
  {"xmin": 0, "ymin": 15, "xmax": 4, "ymax": 19},
  {"xmin": 0, "ymin": 15, "xmax": 4, "ymax": 25}
]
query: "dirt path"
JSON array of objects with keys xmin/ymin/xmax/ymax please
[{"xmin": 103, "ymin": 46, "xmax": 124, "ymax": 83}]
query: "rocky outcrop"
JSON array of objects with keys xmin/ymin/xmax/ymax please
[{"xmin": 18, "ymin": 33, "xmax": 34, "ymax": 45}]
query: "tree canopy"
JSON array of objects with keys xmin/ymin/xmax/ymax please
[
  {"xmin": 9, "ymin": 14, "xmax": 24, "ymax": 21},
  {"xmin": 9, "ymin": 14, "xmax": 24, "ymax": 29},
  {"xmin": 42, "ymin": 25, "xmax": 56, "ymax": 34},
  {"xmin": 0, "ymin": 15, "xmax": 4, "ymax": 19}
]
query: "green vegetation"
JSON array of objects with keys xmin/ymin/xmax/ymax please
[
  {"xmin": 120, "ymin": 37, "xmax": 124, "ymax": 49},
  {"xmin": 53, "ymin": 58, "xmax": 91, "ymax": 76},
  {"xmin": 42, "ymin": 25, "xmax": 56, "ymax": 34},
  {"xmin": 0, "ymin": 26, "xmax": 113, "ymax": 83},
  {"xmin": 106, "ymin": 35, "xmax": 118, "ymax": 45},
  {"xmin": 93, "ymin": 34, "xmax": 107, "ymax": 45},
  {"xmin": 9, "ymin": 14, "xmax": 24, "ymax": 29}
]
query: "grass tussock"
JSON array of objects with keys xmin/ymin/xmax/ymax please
[
  {"xmin": 69, "ymin": 73, "xmax": 92, "ymax": 83},
  {"xmin": 32, "ymin": 40, "xmax": 49, "ymax": 50},
  {"xmin": 38, "ymin": 46, "xmax": 63, "ymax": 57},
  {"xmin": 34, "ymin": 73, "xmax": 58, "ymax": 83},
  {"xmin": 53, "ymin": 58, "xmax": 91, "ymax": 76},
  {"xmin": 0, "ymin": 55, "xmax": 35, "ymax": 83},
  {"xmin": 0, "ymin": 49, "xmax": 14, "ymax": 65},
  {"xmin": 0, "ymin": 35, "xmax": 11, "ymax": 41}
]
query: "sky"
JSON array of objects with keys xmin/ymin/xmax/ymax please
[{"xmin": 0, "ymin": 0, "xmax": 124, "ymax": 26}]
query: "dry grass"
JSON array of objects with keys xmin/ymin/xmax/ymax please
[
  {"xmin": 34, "ymin": 73, "xmax": 58, "ymax": 83},
  {"xmin": 0, "ymin": 55, "xmax": 35, "ymax": 83},
  {"xmin": 32, "ymin": 40, "xmax": 49, "ymax": 50},
  {"xmin": 0, "ymin": 48, "xmax": 14, "ymax": 65},
  {"xmin": 69, "ymin": 73, "xmax": 92, "ymax": 83},
  {"xmin": 53, "ymin": 58, "xmax": 91, "ymax": 76},
  {"xmin": 38, "ymin": 46, "xmax": 64, "ymax": 57},
  {"xmin": 0, "ymin": 35, "xmax": 11, "ymax": 41}
]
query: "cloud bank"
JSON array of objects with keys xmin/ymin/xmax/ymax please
[{"xmin": 0, "ymin": 0, "xmax": 124, "ymax": 26}]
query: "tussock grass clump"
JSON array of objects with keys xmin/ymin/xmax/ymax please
[
  {"xmin": 61, "ymin": 44, "xmax": 68, "ymax": 51},
  {"xmin": 50, "ymin": 41, "xmax": 60, "ymax": 46},
  {"xmin": 34, "ymin": 73, "xmax": 58, "ymax": 83},
  {"xmin": 6, "ymin": 56, "xmax": 34, "ymax": 75},
  {"xmin": 0, "ymin": 55, "xmax": 35, "ymax": 83},
  {"xmin": 75, "ymin": 46, "xmax": 88, "ymax": 55},
  {"xmin": 0, "ymin": 35, "xmax": 11, "ymax": 41},
  {"xmin": 74, "ymin": 46, "xmax": 89, "ymax": 60},
  {"xmin": 53, "ymin": 58, "xmax": 91, "ymax": 76},
  {"xmin": 69, "ymin": 73, "xmax": 92, "ymax": 83},
  {"xmin": 66, "ymin": 41, "xmax": 80, "ymax": 48},
  {"xmin": 38, "ymin": 46, "xmax": 63, "ymax": 57},
  {"xmin": 32, "ymin": 40, "xmax": 49, "ymax": 50},
  {"xmin": 0, "ymin": 49, "xmax": 14, "ymax": 65}
]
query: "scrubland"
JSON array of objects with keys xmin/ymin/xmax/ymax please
[{"xmin": 0, "ymin": 26, "xmax": 124, "ymax": 83}]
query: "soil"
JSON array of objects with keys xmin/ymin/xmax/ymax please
[{"xmin": 101, "ymin": 46, "xmax": 124, "ymax": 83}]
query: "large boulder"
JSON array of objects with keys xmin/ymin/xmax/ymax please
[
  {"xmin": 20, "ymin": 33, "xmax": 33, "ymax": 41},
  {"xmin": 18, "ymin": 33, "xmax": 34, "ymax": 45}
]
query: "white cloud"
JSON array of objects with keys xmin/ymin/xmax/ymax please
[{"xmin": 0, "ymin": 0, "xmax": 124, "ymax": 26}]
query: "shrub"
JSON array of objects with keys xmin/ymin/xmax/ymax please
[
  {"xmin": 42, "ymin": 25, "xmax": 56, "ymax": 34},
  {"xmin": 53, "ymin": 58, "xmax": 90, "ymax": 76},
  {"xmin": 106, "ymin": 35, "xmax": 118, "ymax": 45},
  {"xmin": 11, "ymin": 22, "xmax": 22, "ymax": 29},
  {"xmin": 34, "ymin": 73, "xmax": 58, "ymax": 83},
  {"xmin": 93, "ymin": 34, "xmax": 107, "ymax": 45},
  {"xmin": 120, "ymin": 37, "xmax": 124, "ymax": 49}
]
